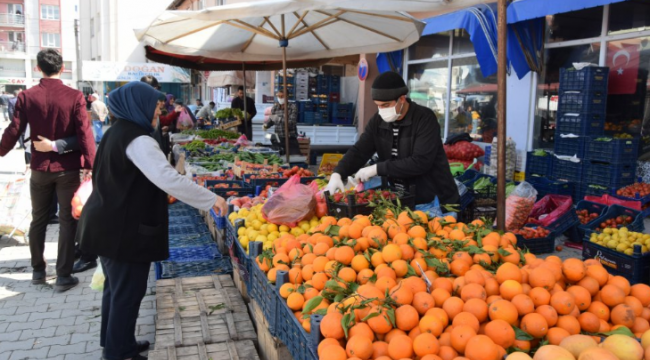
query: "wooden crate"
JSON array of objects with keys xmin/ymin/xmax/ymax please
[
  {"xmin": 249, "ymin": 300, "xmax": 292, "ymax": 360},
  {"xmin": 297, "ymin": 138, "xmax": 310, "ymax": 160},
  {"xmin": 156, "ymin": 288, "xmax": 247, "ymax": 320},
  {"xmin": 156, "ymin": 275, "xmax": 235, "ymax": 296},
  {"xmin": 149, "ymin": 340, "xmax": 260, "ymax": 360},
  {"xmin": 155, "ymin": 310, "xmax": 256, "ymax": 349},
  {"xmin": 232, "ymin": 259, "xmax": 249, "ymax": 302}
]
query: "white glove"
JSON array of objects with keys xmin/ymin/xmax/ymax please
[
  {"xmin": 323, "ymin": 173, "xmax": 345, "ymax": 195},
  {"xmin": 355, "ymin": 165, "xmax": 378, "ymax": 183}
]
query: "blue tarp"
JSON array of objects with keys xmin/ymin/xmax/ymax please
[
  {"xmin": 376, "ymin": 51, "xmax": 404, "ymax": 75},
  {"xmin": 507, "ymin": 0, "xmax": 627, "ymax": 24}
]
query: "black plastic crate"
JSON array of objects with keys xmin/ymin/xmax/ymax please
[
  {"xmin": 546, "ymin": 206, "xmax": 579, "ymax": 235},
  {"xmin": 565, "ymin": 200, "xmax": 609, "ymax": 243},
  {"xmin": 583, "ymin": 242, "xmax": 650, "ymax": 285},
  {"xmin": 558, "ymin": 90, "xmax": 607, "ymax": 114},
  {"xmin": 585, "ymin": 137, "xmax": 640, "ymax": 163},
  {"xmin": 527, "ymin": 177, "xmax": 575, "ymax": 201},
  {"xmin": 554, "ymin": 135, "xmax": 587, "ymax": 158},
  {"xmin": 583, "ymin": 161, "xmax": 636, "ymax": 188},
  {"xmin": 299, "ymin": 176, "xmax": 325, "ymax": 185},
  {"xmin": 526, "ymin": 151, "xmax": 553, "ymax": 178},
  {"xmin": 559, "ymin": 66, "xmax": 610, "ymax": 92},
  {"xmin": 205, "ymin": 180, "xmax": 254, "ymax": 197},
  {"xmin": 515, "ymin": 225, "xmax": 556, "ymax": 254},
  {"xmin": 242, "ymin": 173, "xmax": 289, "ymax": 189},
  {"xmin": 580, "ymin": 205, "xmax": 644, "ymax": 240},
  {"xmin": 555, "ymin": 112, "xmax": 605, "ymax": 136},
  {"xmin": 325, "ymin": 185, "xmax": 416, "ymax": 218},
  {"xmin": 551, "ymin": 157, "xmax": 584, "ymax": 184}
]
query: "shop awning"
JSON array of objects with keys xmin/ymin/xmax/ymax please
[
  {"xmin": 507, "ymin": 0, "xmax": 627, "ymax": 24},
  {"xmin": 420, "ymin": 3, "xmax": 544, "ymax": 79}
]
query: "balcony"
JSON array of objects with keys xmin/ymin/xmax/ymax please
[
  {"xmin": 0, "ymin": 13, "xmax": 25, "ymax": 27},
  {"xmin": 0, "ymin": 40, "xmax": 25, "ymax": 54}
]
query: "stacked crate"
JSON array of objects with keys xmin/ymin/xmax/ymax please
[
  {"xmin": 550, "ymin": 67, "xmax": 609, "ymax": 201},
  {"xmin": 331, "ymin": 102, "xmax": 354, "ymax": 125},
  {"xmin": 294, "ymin": 70, "xmax": 309, "ymax": 101},
  {"xmin": 274, "ymin": 73, "xmax": 295, "ymax": 101},
  {"xmin": 151, "ymin": 275, "xmax": 260, "ymax": 360}
]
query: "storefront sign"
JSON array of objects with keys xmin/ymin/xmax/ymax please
[
  {"xmin": 82, "ymin": 61, "xmax": 190, "ymax": 83},
  {"xmin": 0, "ymin": 78, "xmax": 26, "ymax": 84},
  {"xmin": 358, "ymin": 58, "xmax": 368, "ymax": 81}
]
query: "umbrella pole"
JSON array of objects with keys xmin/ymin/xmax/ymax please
[
  {"xmin": 496, "ymin": 0, "xmax": 507, "ymax": 231},
  {"xmin": 281, "ymin": 15, "xmax": 291, "ymax": 164},
  {"xmin": 243, "ymin": 62, "xmax": 248, "ymax": 139}
]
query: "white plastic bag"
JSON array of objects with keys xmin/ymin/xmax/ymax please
[{"xmin": 90, "ymin": 264, "xmax": 104, "ymax": 291}]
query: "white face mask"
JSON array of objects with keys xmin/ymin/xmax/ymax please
[
  {"xmin": 277, "ymin": 97, "xmax": 286, "ymax": 105},
  {"xmin": 378, "ymin": 101, "xmax": 402, "ymax": 123}
]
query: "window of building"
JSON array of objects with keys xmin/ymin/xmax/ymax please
[
  {"xmin": 199, "ymin": 0, "xmax": 206, "ymax": 9},
  {"xmin": 41, "ymin": 5, "xmax": 60, "ymax": 20},
  {"xmin": 41, "ymin": 33, "xmax": 61, "ymax": 48},
  {"xmin": 8, "ymin": 4, "xmax": 23, "ymax": 15},
  {"xmin": 407, "ymin": 59, "xmax": 449, "ymax": 136},
  {"xmin": 547, "ymin": 7, "xmax": 602, "ymax": 43},
  {"xmin": 408, "ymin": 32, "xmax": 450, "ymax": 61},
  {"xmin": 609, "ymin": 0, "xmax": 650, "ymax": 35}
]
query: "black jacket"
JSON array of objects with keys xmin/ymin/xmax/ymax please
[
  {"xmin": 231, "ymin": 96, "xmax": 257, "ymax": 118},
  {"xmin": 334, "ymin": 99, "xmax": 459, "ymax": 206},
  {"xmin": 77, "ymin": 120, "xmax": 169, "ymax": 263}
]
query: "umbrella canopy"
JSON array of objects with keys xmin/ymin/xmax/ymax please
[
  {"xmin": 135, "ymin": 0, "xmax": 425, "ymax": 62},
  {"xmin": 207, "ymin": 71, "xmax": 255, "ymax": 88}
]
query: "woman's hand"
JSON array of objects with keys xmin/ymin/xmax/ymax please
[
  {"xmin": 213, "ymin": 196, "xmax": 228, "ymax": 216},
  {"xmin": 175, "ymin": 105, "xmax": 183, "ymax": 113}
]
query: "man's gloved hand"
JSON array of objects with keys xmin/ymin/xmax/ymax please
[
  {"xmin": 323, "ymin": 173, "xmax": 345, "ymax": 196},
  {"xmin": 354, "ymin": 165, "xmax": 378, "ymax": 183}
]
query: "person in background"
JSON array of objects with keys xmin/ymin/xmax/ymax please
[
  {"xmin": 7, "ymin": 89, "xmax": 20, "ymax": 121},
  {"xmin": 90, "ymin": 93, "xmax": 109, "ymax": 144},
  {"xmin": 141, "ymin": 75, "xmax": 173, "ymax": 157},
  {"xmin": 77, "ymin": 81, "xmax": 227, "ymax": 360},
  {"xmin": 0, "ymin": 49, "xmax": 96, "ymax": 292},
  {"xmin": 196, "ymin": 101, "xmax": 216, "ymax": 123},
  {"xmin": 264, "ymin": 90, "xmax": 300, "ymax": 155},
  {"xmin": 231, "ymin": 85, "xmax": 257, "ymax": 140},
  {"xmin": 164, "ymin": 94, "xmax": 176, "ymax": 114},
  {"xmin": 0, "ymin": 91, "xmax": 8, "ymax": 121},
  {"xmin": 187, "ymin": 99, "xmax": 199, "ymax": 115}
]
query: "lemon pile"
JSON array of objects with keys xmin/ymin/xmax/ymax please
[
  {"xmin": 228, "ymin": 204, "xmax": 323, "ymax": 251},
  {"xmin": 589, "ymin": 227, "xmax": 650, "ymax": 255}
]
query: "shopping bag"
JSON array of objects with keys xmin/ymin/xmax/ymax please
[
  {"xmin": 527, "ymin": 195, "xmax": 573, "ymax": 227},
  {"xmin": 262, "ymin": 175, "xmax": 317, "ymax": 227},
  {"xmin": 89, "ymin": 264, "xmax": 104, "ymax": 291},
  {"xmin": 177, "ymin": 108, "xmax": 194, "ymax": 130},
  {"xmin": 71, "ymin": 179, "xmax": 93, "ymax": 220},
  {"xmin": 504, "ymin": 181, "xmax": 538, "ymax": 231},
  {"xmin": 0, "ymin": 174, "xmax": 32, "ymax": 237}
]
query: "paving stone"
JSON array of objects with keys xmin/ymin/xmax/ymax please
[
  {"xmin": 19, "ymin": 327, "xmax": 56, "ymax": 340},
  {"xmin": 137, "ymin": 324, "xmax": 155, "ymax": 336},
  {"xmin": 28, "ymin": 309, "xmax": 61, "ymax": 321},
  {"xmin": 46, "ymin": 301, "xmax": 81, "ymax": 312},
  {"xmin": 64, "ymin": 294, "xmax": 96, "ymax": 304},
  {"xmin": 6, "ymin": 319, "xmax": 43, "ymax": 332},
  {"xmin": 0, "ymin": 322, "xmax": 9, "ymax": 333},
  {"xmin": 136, "ymin": 315, "xmax": 154, "ymax": 326},
  {"xmin": 84, "ymin": 341, "xmax": 101, "ymax": 354},
  {"xmin": 69, "ymin": 332, "xmax": 100, "ymax": 344},
  {"xmin": 2, "ymin": 313, "xmax": 29, "ymax": 323},
  {"xmin": 32, "ymin": 334, "xmax": 71, "ymax": 349},
  {"xmin": 48, "ymin": 343, "xmax": 87, "ymax": 357},
  {"xmin": 0, "ymin": 330, "xmax": 22, "ymax": 342},
  {"xmin": 9, "ymin": 347, "xmax": 50, "ymax": 360},
  {"xmin": 2, "ymin": 338, "xmax": 35, "ymax": 352},
  {"xmin": 0, "ymin": 351, "xmax": 10, "ymax": 360},
  {"xmin": 41, "ymin": 316, "xmax": 76, "ymax": 328},
  {"xmin": 65, "ymin": 349, "xmax": 102, "ymax": 360},
  {"xmin": 0, "ymin": 306, "xmax": 17, "ymax": 316},
  {"xmin": 55, "ymin": 323, "xmax": 89, "ymax": 336}
]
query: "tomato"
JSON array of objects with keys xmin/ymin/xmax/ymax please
[{"xmin": 315, "ymin": 202, "xmax": 328, "ymax": 218}]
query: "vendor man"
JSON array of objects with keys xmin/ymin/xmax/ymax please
[{"xmin": 324, "ymin": 71, "xmax": 459, "ymax": 206}]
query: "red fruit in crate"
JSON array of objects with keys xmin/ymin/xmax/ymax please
[{"xmin": 168, "ymin": 196, "xmax": 177, "ymax": 204}]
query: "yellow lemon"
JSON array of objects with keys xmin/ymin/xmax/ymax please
[
  {"xmin": 267, "ymin": 224, "xmax": 278, "ymax": 233},
  {"xmin": 254, "ymin": 234, "xmax": 267, "ymax": 243},
  {"xmin": 239, "ymin": 236, "xmax": 250, "ymax": 249},
  {"xmin": 279, "ymin": 225, "xmax": 290, "ymax": 232},
  {"xmin": 238, "ymin": 227, "xmax": 246, "ymax": 236},
  {"xmin": 300, "ymin": 223, "xmax": 311, "ymax": 232},
  {"xmin": 291, "ymin": 227, "xmax": 305, "ymax": 237},
  {"xmin": 280, "ymin": 231, "xmax": 290, "ymax": 237},
  {"xmin": 267, "ymin": 233, "xmax": 279, "ymax": 242}
]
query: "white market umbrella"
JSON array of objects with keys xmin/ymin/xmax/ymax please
[
  {"xmin": 207, "ymin": 71, "xmax": 255, "ymax": 88},
  {"xmin": 136, "ymin": 0, "xmax": 425, "ymax": 162}
]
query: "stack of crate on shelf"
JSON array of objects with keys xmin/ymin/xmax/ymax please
[
  {"xmin": 550, "ymin": 66, "xmax": 610, "ymax": 201},
  {"xmin": 294, "ymin": 70, "xmax": 309, "ymax": 101},
  {"xmin": 331, "ymin": 102, "xmax": 354, "ymax": 125},
  {"xmin": 274, "ymin": 72, "xmax": 295, "ymax": 100}
]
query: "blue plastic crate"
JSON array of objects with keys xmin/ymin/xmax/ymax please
[
  {"xmin": 332, "ymin": 117, "xmax": 353, "ymax": 125},
  {"xmin": 558, "ymin": 90, "xmax": 607, "ymax": 114},
  {"xmin": 168, "ymin": 214, "xmax": 204, "ymax": 225},
  {"xmin": 155, "ymin": 257, "xmax": 232, "ymax": 280},
  {"xmin": 584, "ymin": 161, "xmax": 636, "ymax": 188},
  {"xmin": 581, "ymin": 184, "xmax": 616, "ymax": 199},
  {"xmin": 168, "ymin": 208, "xmax": 201, "ymax": 218},
  {"xmin": 613, "ymin": 185, "xmax": 650, "ymax": 205},
  {"xmin": 331, "ymin": 103, "xmax": 353, "ymax": 113},
  {"xmin": 484, "ymin": 146, "xmax": 491, "ymax": 166},
  {"xmin": 275, "ymin": 271, "xmax": 320, "ymax": 360},
  {"xmin": 168, "ymin": 201, "xmax": 195, "ymax": 211},
  {"xmin": 551, "ymin": 157, "xmax": 584, "ymax": 184},
  {"xmin": 248, "ymin": 242, "xmax": 278, "ymax": 336},
  {"xmin": 210, "ymin": 208, "xmax": 226, "ymax": 230},
  {"xmin": 168, "ymin": 233, "xmax": 214, "ymax": 248},
  {"xmin": 580, "ymin": 205, "xmax": 644, "ymax": 241},
  {"xmin": 526, "ymin": 151, "xmax": 554, "ymax": 178},
  {"xmin": 585, "ymin": 137, "xmax": 640, "ymax": 163},
  {"xmin": 460, "ymin": 190, "xmax": 475, "ymax": 210},
  {"xmin": 225, "ymin": 218, "xmax": 251, "ymax": 286},
  {"xmin": 565, "ymin": 200, "xmax": 609, "ymax": 243},
  {"xmin": 302, "ymin": 111, "xmax": 316, "ymax": 124},
  {"xmin": 559, "ymin": 66, "xmax": 610, "ymax": 92},
  {"xmin": 556, "ymin": 112, "xmax": 605, "ymax": 136},
  {"xmin": 168, "ymin": 223, "xmax": 210, "ymax": 237},
  {"xmin": 168, "ymin": 243, "xmax": 221, "ymax": 262},
  {"xmin": 527, "ymin": 177, "xmax": 575, "ymax": 201},
  {"xmin": 456, "ymin": 169, "xmax": 480, "ymax": 184},
  {"xmin": 554, "ymin": 135, "xmax": 587, "ymax": 158},
  {"xmin": 515, "ymin": 225, "xmax": 556, "ymax": 254},
  {"xmin": 583, "ymin": 242, "xmax": 650, "ymax": 285},
  {"xmin": 297, "ymin": 101, "xmax": 315, "ymax": 112}
]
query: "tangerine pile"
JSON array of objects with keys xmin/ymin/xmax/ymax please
[{"xmin": 251, "ymin": 210, "xmax": 650, "ymax": 360}]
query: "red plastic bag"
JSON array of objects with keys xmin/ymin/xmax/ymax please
[
  {"xmin": 527, "ymin": 195, "xmax": 573, "ymax": 227},
  {"xmin": 584, "ymin": 195, "xmax": 642, "ymax": 210},
  {"xmin": 262, "ymin": 175, "xmax": 317, "ymax": 227},
  {"xmin": 71, "ymin": 179, "xmax": 93, "ymax": 220},
  {"xmin": 443, "ymin": 141, "xmax": 485, "ymax": 161}
]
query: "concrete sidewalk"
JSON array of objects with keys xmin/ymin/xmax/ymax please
[{"xmin": 0, "ymin": 225, "xmax": 157, "ymax": 360}]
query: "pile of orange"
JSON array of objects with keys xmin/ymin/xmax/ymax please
[{"xmin": 252, "ymin": 211, "xmax": 650, "ymax": 360}]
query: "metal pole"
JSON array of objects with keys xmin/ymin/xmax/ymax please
[
  {"xmin": 281, "ymin": 15, "xmax": 291, "ymax": 164},
  {"xmin": 74, "ymin": 19, "xmax": 83, "ymax": 90},
  {"xmin": 242, "ymin": 62, "xmax": 248, "ymax": 138},
  {"xmin": 496, "ymin": 0, "xmax": 507, "ymax": 231}
]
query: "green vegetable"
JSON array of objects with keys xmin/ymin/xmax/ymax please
[
  {"xmin": 532, "ymin": 149, "xmax": 548, "ymax": 156},
  {"xmin": 182, "ymin": 140, "xmax": 207, "ymax": 152},
  {"xmin": 182, "ymin": 129, "xmax": 240, "ymax": 140},
  {"xmin": 506, "ymin": 183, "xmax": 516, "ymax": 197},
  {"xmin": 472, "ymin": 177, "xmax": 494, "ymax": 191}
]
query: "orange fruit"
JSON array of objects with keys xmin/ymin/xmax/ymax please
[
  {"xmin": 557, "ymin": 315, "xmax": 581, "ymax": 335},
  {"xmin": 463, "ymin": 298, "xmax": 489, "ymax": 323},
  {"xmin": 460, "ymin": 283, "xmax": 487, "ymax": 302},
  {"xmin": 546, "ymin": 327, "xmax": 571, "ymax": 345},
  {"xmin": 367, "ymin": 306, "xmax": 393, "ymax": 334},
  {"xmin": 287, "ymin": 292, "xmax": 305, "ymax": 311},
  {"xmin": 334, "ymin": 246, "xmax": 355, "ymax": 265},
  {"xmin": 452, "ymin": 311, "xmax": 480, "ymax": 332},
  {"xmin": 419, "ymin": 315, "xmax": 444, "ymax": 336},
  {"xmin": 371, "ymin": 341, "xmax": 389, "ymax": 359},
  {"xmin": 500, "ymin": 280, "xmax": 524, "ymax": 301},
  {"xmin": 567, "ymin": 285, "xmax": 592, "ymax": 311},
  {"xmin": 511, "ymin": 294, "xmax": 535, "ymax": 316},
  {"xmin": 390, "ymin": 284, "xmax": 414, "ymax": 306},
  {"xmin": 529, "ymin": 267, "xmax": 556, "ymax": 290},
  {"xmin": 586, "ymin": 264, "xmax": 609, "ymax": 287},
  {"xmin": 577, "ymin": 276, "xmax": 601, "ymax": 296},
  {"xmin": 550, "ymin": 291, "xmax": 576, "ymax": 315},
  {"xmin": 320, "ymin": 345, "xmax": 346, "ymax": 360},
  {"xmin": 495, "ymin": 262, "xmax": 522, "ymax": 284},
  {"xmin": 438, "ymin": 346, "xmax": 458, "ymax": 360},
  {"xmin": 338, "ymin": 267, "xmax": 357, "ymax": 283},
  {"xmin": 412, "ymin": 292, "xmax": 435, "ymax": 315},
  {"xmin": 488, "ymin": 299, "xmax": 518, "ymax": 325},
  {"xmin": 464, "ymin": 335, "xmax": 499, "ymax": 360},
  {"xmin": 610, "ymin": 304, "xmax": 636, "ymax": 328},
  {"xmin": 321, "ymin": 312, "xmax": 345, "ymax": 339},
  {"xmin": 520, "ymin": 313, "xmax": 549, "ymax": 338},
  {"xmin": 578, "ymin": 312, "xmax": 601, "ymax": 333},
  {"xmin": 562, "ymin": 258, "xmax": 586, "ymax": 283},
  {"xmin": 484, "ymin": 319, "xmax": 515, "ymax": 349},
  {"xmin": 607, "ymin": 275, "xmax": 631, "ymax": 295},
  {"xmin": 279, "ymin": 283, "xmax": 296, "ymax": 298},
  {"xmin": 450, "ymin": 325, "xmax": 476, "ymax": 354},
  {"xmin": 631, "ymin": 284, "xmax": 650, "ymax": 307},
  {"xmin": 413, "ymin": 332, "xmax": 440, "ymax": 357},
  {"xmin": 349, "ymin": 322, "xmax": 375, "ymax": 342},
  {"xmin": 318, "ymin": 338, "xmax": 342, "ymax": 357},
  {"xmin": 345, "ymin": 335, "xmax": 373, "ymax": 360},
  {"xmin": 536, "ymin": 304, "xmax": 559, "ymax": 327},
  {"xmin": 395, "ymin": 305, "xmax": 420, "ymax": 331},
  {"xmin": 587, "ymin": 301, "xmax": 610, "ymax": 321},
  {"xmin": 442, "ymin": 296, "xmax": 465, "ymax": 320},
  {"xmin": 600, "ymin": 284, "xmax": 626, "ymax": 308},
  {"xmin": 387, "ymin": 334, "xmax": 414, "ymax": 360}
]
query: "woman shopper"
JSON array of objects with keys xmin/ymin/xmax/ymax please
[{"xmin": 77, "ymin": 81, "xmax": 227, "ymax": 360}]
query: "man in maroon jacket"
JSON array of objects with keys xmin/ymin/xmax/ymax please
[{"xmin": 0, "ymin": 49, "xmax": 96, "ymax": 292}]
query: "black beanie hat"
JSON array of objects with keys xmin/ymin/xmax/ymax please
[{"xmin": 372, "ymin": 71, "xmax": 409, "ymax": 101}]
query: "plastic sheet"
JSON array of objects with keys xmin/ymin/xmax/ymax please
[
  {"xmin": 262, "ymin": 175, "xmax": 317, "ymax": 227},
  {"xmin": 527, "ymin": 195, "xmax": 573, "ymax": 227}
]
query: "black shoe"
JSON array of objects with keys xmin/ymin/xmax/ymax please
[
  {"xmin": 48, "ymin": 216, "xmax": 59, "ymax": 225},
  {"xmin": 54, "ymin": 275, "xmax": 79, "ymax": 292},
  {"xmin": 136, "ymin": 340, "xmax": 150, "ymax": 353},
  {"xmin": 101, "ymin": 355, "xmax": 147, "ymax": 360},
  {"xmin": 32, "ymin": 270, "xmax": 46, "ymax": 285},
  {"xmin": 72, "ymin": 259, "xmax": 97, "ymax": 273}
]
